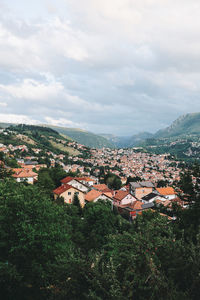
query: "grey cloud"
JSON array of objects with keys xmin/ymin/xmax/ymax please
[{"xmin": 0, "ymin": 1, "xmax": 200, "ymax": 135}]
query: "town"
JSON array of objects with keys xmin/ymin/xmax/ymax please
[{"xmin": 0, "ymin": 126, "xmax": 189, "ymax": 220}]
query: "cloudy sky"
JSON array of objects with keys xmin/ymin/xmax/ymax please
[{"xmin": 0, "ymin": 0, "xmax": 200, "ymax": 135}]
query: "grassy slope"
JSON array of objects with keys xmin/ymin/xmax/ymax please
[
  {"xmin": 49, "ymin": 141, "xmax": 80, "ymax": 156},
  {"xmin": 0, "ymin": 124, "xmax": 81, "ymax": 156},
  {"xmin": 43, "ymin": 125, "xmax": 114, "ymax": 148}
]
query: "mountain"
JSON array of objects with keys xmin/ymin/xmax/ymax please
[
  {"xmin": 2, "ymin": 112, "xmax": 200, "ymax": 150},
  {"xmin": 43, "ymin": 125, "xmax": 114, "ymax": 149},
  {"xmin": 100, "ymin": 132, "xmax": 153, "ymax": 148},
  {"xmin": 155, "ymin": 113, "xmax": 200, "ymax": 138},
  {"xmin": 139, "ymin": 113, "xmax": 200, "ymax": 162}
]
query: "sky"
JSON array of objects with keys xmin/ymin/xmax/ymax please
[{"xmin": 0, "ymin": 0, "xmax": 200, "ymax": 136}]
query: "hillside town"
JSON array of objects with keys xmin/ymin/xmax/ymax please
[
  {"xmin": 0, "ymin": 128, "xmax": 182, "ymax": 184},
  {"xmin": 0, "ymin": 127, "xmax": 189, "ymax": 220}
]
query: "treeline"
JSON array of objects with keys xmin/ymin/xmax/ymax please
[{"xmin": 9, "ymin": 124, "xmax": 59, "ymax": 135}]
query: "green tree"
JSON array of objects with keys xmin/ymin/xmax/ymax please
[
  {"xmin": 99, "ymin": 211, "xmax": 190, "ymax": 300},
  {"xmin": 81, "ymin": 201, "xmax": 122, "ymax": 251},
  {"xmin": 73, "ymin": 193, "xmax": 82, "ymax": 216},
  {"xmin": 0, "ymin": 179, "xmax": 73, "ymax": 299},
  {"xmin": 104, "ymin": 173, "xmax": 122, "ymax": 190},
  {"xmin": 179, "ymin": 171, "xmax": 194, "ymax": 198}
]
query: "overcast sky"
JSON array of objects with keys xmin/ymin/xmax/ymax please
[{"xmin": 0, "ymin": 0, "xmax": 200, "ymax": 135}]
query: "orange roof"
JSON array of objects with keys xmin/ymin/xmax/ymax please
[
  {"xmin": 53, "ymin": 184, "xmax": 73, "ymax": 195},
  {"xmin": 61, "ymin": 176, "xmax": 74, "ymax": 184},
  {"xmin": 93, "ymin": 184, "xmax": 109, "ymax": 192},
  {"xmin": 114, "ymin": 190, "xmax": 129, "ymax": 201},
  {"xmin": 77, "ymin": 177, "xmax": 95, "ymax": 182},
  {"xmin": 12, "ymin": 168, "xmax": 38, "ymax": 178},
  {"xmin": 156, "ymin": 187, "xmax": 176, "ymax": 196},
  {"xmin": 61, "ymin": 176, "xmax": 90, "ymax": 186},
  {"xmin": 104, "ymin": 192, "xmax": 113, "ymax": 199},
  {"xmin": 85, "ymin": 190, "xmax": 102, "ymax": 202}
]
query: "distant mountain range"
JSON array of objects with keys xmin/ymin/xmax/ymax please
[
  {"xmin": 1, "ymin": 112, "xmax": 200, "ymax": 149},
  {"xmin": 100, "ymin": 132, "xmax": 153, "ymax": 148}
]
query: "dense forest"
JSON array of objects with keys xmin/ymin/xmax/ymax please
[{"xmin": 0, "ymin": 161, "xmax": 200, "ymax": 299}]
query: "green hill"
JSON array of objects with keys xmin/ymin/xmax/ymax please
[
  {"xmin": 0, "ymin": 124, "xmax": 80, "ymax": 156},
  {"xmin": 155, "ymin": 113, "xmax": 200, "ymax": 138},
  {"xmin": 43, "ymin": 125, "xmax": 114, "ymax": 148},
  {"xmin": 0, "ymin": 122, "xmax": 114, "ymax": 149}
]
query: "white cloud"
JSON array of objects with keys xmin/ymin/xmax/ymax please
[
  {"xmin": 0, "ymin": 113, "xmax": 39, "ymax": 124},
  {"xmin": 44, "ymin": 116, "xmax": 86, "ymax": 129},
  {"xmin": 0, "ymin": 102, "xmax": 7, "ymax": 107},
  {"xmin": 0, "ymin": 78, "xmax": 64, "ymax": 100},
  {"xmin": 0, "ymin": 1, "xmax": 200, "ymax": 134}
]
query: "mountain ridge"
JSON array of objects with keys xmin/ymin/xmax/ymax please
[
  {"xmin": 154, "ymin": 112, "xmax": 200, "ymax": 138},
  {"xmin": 1, "ymin": 112, "xmax": 200, "ymax": 148}
]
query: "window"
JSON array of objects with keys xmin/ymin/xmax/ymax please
[
  {"xmin": 75, "ymin": 192, "xmax": 79, "ymax": 195},
  {"xmin": 68, "ymin": 192, "xmax": 71, "ymax": 195}
]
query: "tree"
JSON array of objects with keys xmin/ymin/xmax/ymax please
[
  {"xmin": 179, "ymin": 171, "xmax": 194, "ymax": 198},
  {"xmin": 104, "ymin": 173, "xmax": 122, "ymax": 190},
  {"xmin": 98, "ymin": 211, "xmax": 190, "ymax": 300},
  {"xmin": 0, "ymin": 179, "xmax": 73, "ymax": 299},
  {"xmin": 126, "ymin": 176, "xmax": 142, "ymax": 184},
  {"xmin": 0, "ymin": 163, "xmax": 13, "ymax": 179},
  {"xmin": 81, "ymin": 201, "xmax": 122, "ymax": 251},
  {"xmin": 73, "ymin": 194, "xmax": 82, "ymax": 216},
  {"xmin": 157, "ymin": 180, "xmax": 169, "ymax": 188}
]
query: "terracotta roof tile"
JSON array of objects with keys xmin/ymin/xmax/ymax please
[
  {"xmin": 12, "ymin": 168, "xmax": 38, "ymax": 178},
  {"xmin": 53, "ymin": 184, "xmax": 72, "ymax": 195},
  {"xmin": 60, "ymin": 176, "xmax": 74, "ymax": 184},
  {"xmin": 156, "ymin": 187, "xmax": 176, "ymax": 196},
  {"xmin": 114, "ymin": 190, "xmax": 129, "ymax": 201},
  {"xmin": 93, "ymin": 184, "xmax": 109, "ymax": 191},
  {"xmin": 85, "ymin": 190, "xmax": 102, "ymax": 202}
]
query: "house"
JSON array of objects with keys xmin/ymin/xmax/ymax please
[
  {"xmin": 116, "ymin": 200, "xmax": 154, "ymax": 220},
  {"xmin": 130, "ymin": 181, "xmax": 154, "ymax": 200},
  {"xmin": 113, "ymin": 190, "xmax": 137, "ymax": 206},
  {"xmin": 61, "ymin": 176, "xmax": 89, "ymax": 193},
  {"xmin": 141, "ymin": 192, "xmax": 165, "ymax": 204},
  {"xmin": 12, "ymin": 168, "xmax": 38, "ymax": 184},
  {"xmin": 156, "ymin": 187, "xmax": 176, "ymax": 200},
  {"xmin": 53, "ymin": 184, "xmax": 85, "ymax": 207},
  {"xmin": 76, "ymin": 177, "xmax": 97, "ymax": 186},
  {"xmin": 85, "ymin": 189, "xmax": 113, "ymax": 203},
  {"xmin": 93, "ymin": 184, "xmax": 110, "ymax": 192}
]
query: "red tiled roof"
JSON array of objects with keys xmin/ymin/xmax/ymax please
[
  {"xmin": 114, "ymin": 190, "xmax": 129, "ymax": 201},
  {"xmin": 156, "ymin": 187, "xmax": 176, "ymax": 196},
  {"xmin": 85, "ymin": 190, "xmax": 102, "ymax": 202},
  {"xmin": 60, "ymin": 176, "xmax": 74, "ymax": 184},
  {"xmin": 12, "ymin": 168, "xmax": 38, "ymax": 178},
  {"xmin": 93, "ymin": 184, "xmax": 109, "ymax": 191},
  {"xmin": 53, "ymin": 184, "xmax": 72, "ymax": 195},
  {"xmin": 103, "ymin": 192, "xmax": 113, "ymax": 199},
  {"xmin": 77, "ymin": 177, "xmax": 95, "ymax": 182}
]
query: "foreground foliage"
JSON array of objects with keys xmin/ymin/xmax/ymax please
[{"xmin": 0, "ymin": 179, "xmax": 200, "ymax": 299}]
